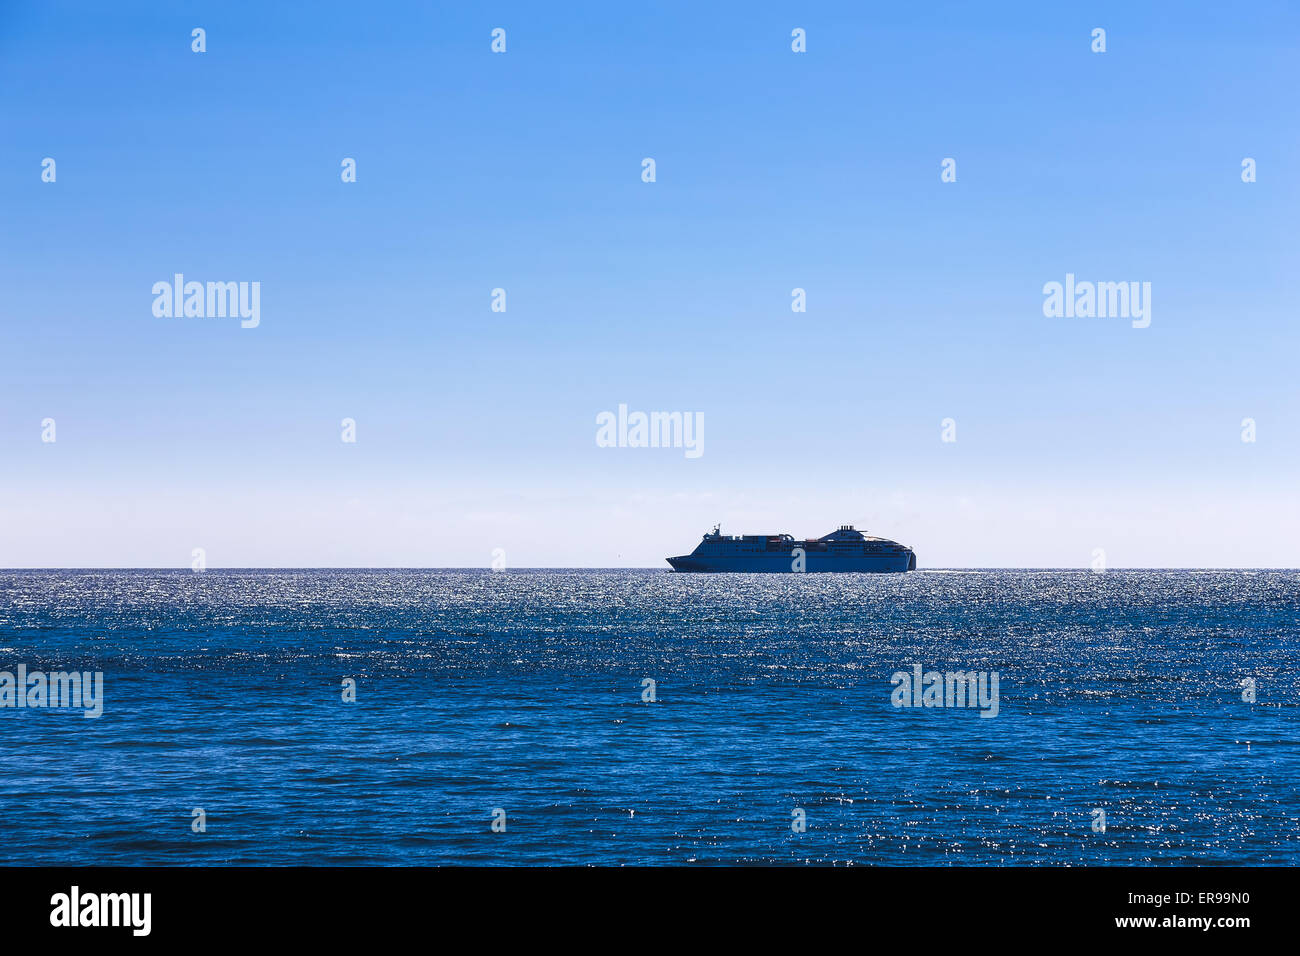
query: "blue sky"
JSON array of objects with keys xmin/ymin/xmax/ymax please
[{"xmin": 2, "ymin": 1, "xmax": 1298, "ymax": 567}]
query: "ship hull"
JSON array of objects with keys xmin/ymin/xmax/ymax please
[{"xmin": 667, "ymin": 552, "xmax": 914, "ymax": 573}]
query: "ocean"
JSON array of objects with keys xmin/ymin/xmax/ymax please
[{"xmin": 0, "ymin": 569, "xmax": 1296, "ymax": 866}]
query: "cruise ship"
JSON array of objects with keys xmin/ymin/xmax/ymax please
[{"xmin": 666, "ymin": 525, "xmax": 916, "ymax": 573}]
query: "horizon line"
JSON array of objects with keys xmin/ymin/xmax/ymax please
[{"xmin": 0, "ymin": 566, "xmax": 1294, "ymax": 573}]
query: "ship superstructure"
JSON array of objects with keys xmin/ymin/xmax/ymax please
[{"xmin": 666, "ymin": 525, "xmax": 915, "ymax": 573}]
